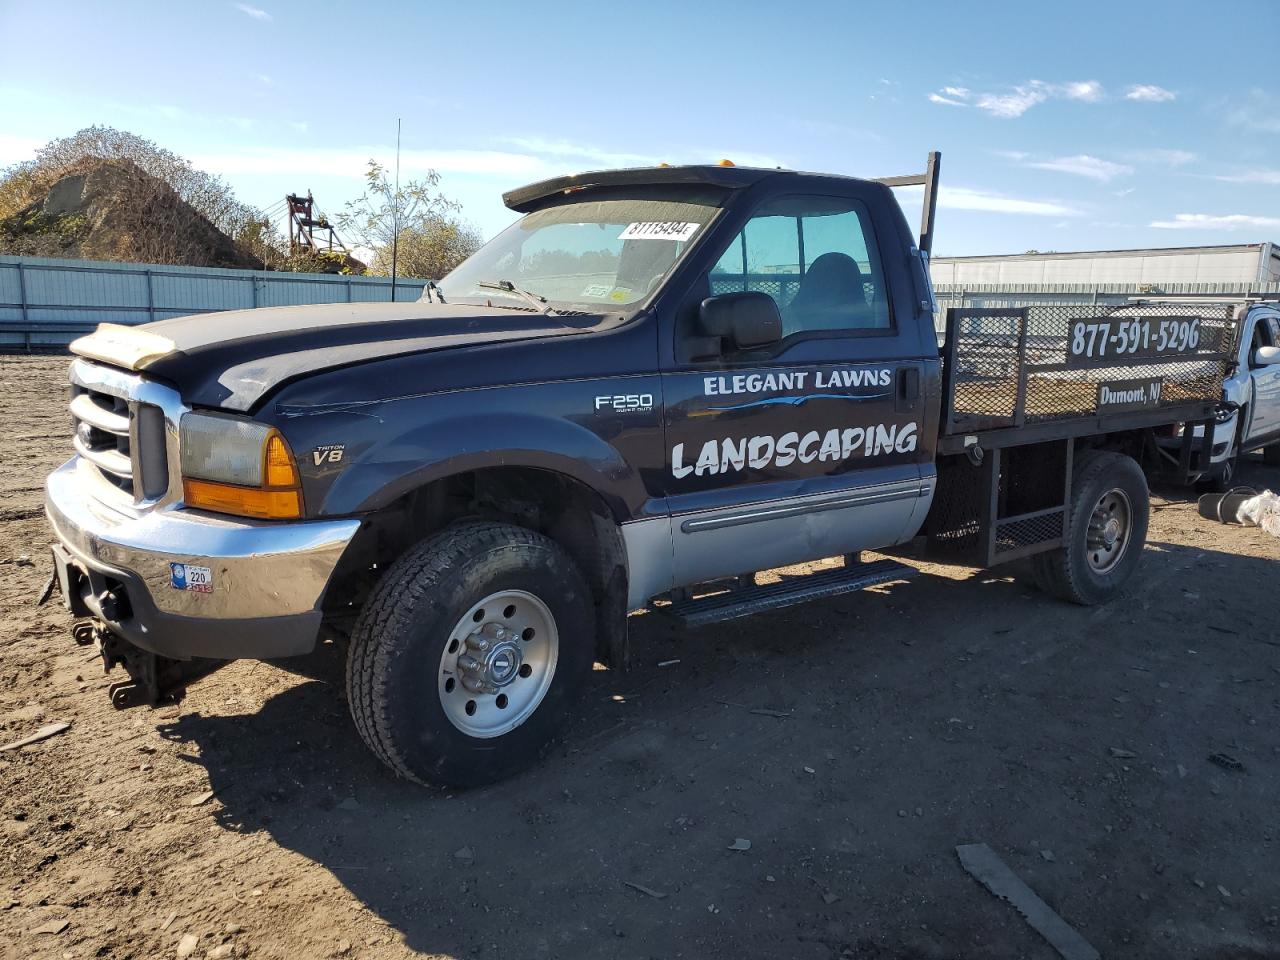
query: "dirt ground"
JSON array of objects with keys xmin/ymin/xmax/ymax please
[{"xmin": 1, "ymin": 354, "xmax": 1278, "ymax": 960}]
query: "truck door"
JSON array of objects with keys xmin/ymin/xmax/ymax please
[
  {"xmin": 1245, "ymin": 313, "xmax": 1280, "ymax": 444},
  {"xmin": 660, "ymin": 191, "xmax": 936, "ymax": 589}
]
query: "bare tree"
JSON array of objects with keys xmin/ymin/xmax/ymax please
[{"xmin": 335, "ymin": 160, "xmax": 473, "ymax": 273}]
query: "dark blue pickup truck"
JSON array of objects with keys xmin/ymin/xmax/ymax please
[{"xmin": 45, "ymin": 154, "xmax": 1237, "ymax": 786}]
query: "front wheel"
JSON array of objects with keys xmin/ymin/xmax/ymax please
[
  {"xmin": 346, "ymin": 521, "xmax": 595, "ymax": 787},
  {"xmin": 1031, "ymin": 451, "xmax": 1150, "ymax": 605},
  {"xmin": 1195, "ymin": 449, "xmax": 1239, "ymax": 494}
]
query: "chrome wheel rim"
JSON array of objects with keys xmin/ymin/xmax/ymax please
[
  {"xmin": 438, "ymin": 589, "xmax": 558, "ymax": 738},
  {"xmin": 1085, "ymin": 487, "xmax": 1131, "ymax": 574}
]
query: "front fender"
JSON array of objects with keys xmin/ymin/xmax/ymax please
[{"xmin": 283, "ymin": 381, "xmax": 657, "ymax": 518}]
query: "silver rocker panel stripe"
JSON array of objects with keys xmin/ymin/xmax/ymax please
[{"xmin": 678, "ymin": 478, "xmax": 933, "ymax": 534}]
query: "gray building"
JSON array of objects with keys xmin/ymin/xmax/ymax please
[
  {"xmin": 931, "ymin": 242, "xmax": 1279, "ymax": 288},
  {"xmin": 929, "ymin": 243, "xmax": 1280, "ymax": 325}
]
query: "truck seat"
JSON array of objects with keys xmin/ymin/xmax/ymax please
[{"xmin": 785, "ymin": 252, "xmax": 872, "ymax": 334}]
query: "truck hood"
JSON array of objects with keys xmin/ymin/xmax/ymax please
[{"xmin": 70, "ymin": 301, "xmax": 607, "ymax": 411}]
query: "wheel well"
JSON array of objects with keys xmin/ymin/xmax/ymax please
[{"xmin": 326, "ymin": 466, "xmax": 630, "ymax": 667}]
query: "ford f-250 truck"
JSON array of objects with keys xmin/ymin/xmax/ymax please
[{"xmin": 45, "ymin": 153, "xmax": 1239, "ymax": 786}]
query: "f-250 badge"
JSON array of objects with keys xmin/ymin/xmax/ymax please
[{"xmin": 312, "ymin": 444, "xmax": 345, "ymax": 466}]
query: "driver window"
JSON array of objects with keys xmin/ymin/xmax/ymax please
[{"xmin": 708, "ymin": 196, "xmax": 891, "ymax": 337}]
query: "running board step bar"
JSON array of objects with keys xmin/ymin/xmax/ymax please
[{"xmin": 662, "ymin": 558, "xmax": 917, "ymax": 628}]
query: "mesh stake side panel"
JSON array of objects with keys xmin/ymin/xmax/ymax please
[{"xmin": 943, "ymin": 304, "xmax": 1236, "ymax": 434}]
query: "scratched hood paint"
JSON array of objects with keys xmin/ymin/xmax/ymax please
[{"xmin": 130, "ymin": 300, "xmax": 605, "ymax": 412}]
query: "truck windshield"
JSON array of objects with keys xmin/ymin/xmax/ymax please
[{"xmin": 437, "ymin": 197, "xmax": 719, "ymax": 311}]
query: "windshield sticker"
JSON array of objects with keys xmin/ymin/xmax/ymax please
[
  {"xmin": 618, "ymin": 221, "xmax": 701, "ymax": 242},
  {"xmin": 609, "ymin": 287, "xmax": 632, "ymax": 302},
  {"xmin": 580, "ymin": 283, "xmax": 612, "ymax": 298}
]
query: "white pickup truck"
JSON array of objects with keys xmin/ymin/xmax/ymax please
[{"xmin": 1152, "ymin": 297, "xmax": 1280, "ymax": 488}]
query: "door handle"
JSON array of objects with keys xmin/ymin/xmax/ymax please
[{"xmin": 896, "ymin": 368, "xmax": 920, "ymax": 412}]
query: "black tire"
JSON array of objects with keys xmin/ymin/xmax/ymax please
[
  {"xmin": 1031, "ymin": 450, "xmax": 1150, "ymax": 606},
  {"xmin": 1196, "ymin": 416, "xmax": 1244, "ymax": 494},
  {"xmin": 1195, "ymin": 449, "xmax": 1239, "ymax": 494},
  {"xmin": 346, "ymin": 521, "xmax": 595, "ymax": 787},
  {"xmin": 1264, "ymin": 443, "xmax": 1280, "ymax": 466}
]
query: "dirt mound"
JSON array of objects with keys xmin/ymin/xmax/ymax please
[{"xmin": 0, "ymin": 158, "xmax": 263, "ymax": 268}]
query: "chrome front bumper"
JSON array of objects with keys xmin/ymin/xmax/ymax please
[{"xmin": 45, "ymin": 457, "xmax": 361, "ymax": 660}]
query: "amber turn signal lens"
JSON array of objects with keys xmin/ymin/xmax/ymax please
[
  {"xmin": 264, "ymin": 433, "xmax": 299, "ymax": 488},
  {"xmin": 183, "ymin": 479, "xmax": 303, "ymax": 520}
]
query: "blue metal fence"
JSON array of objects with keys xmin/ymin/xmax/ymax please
[
  {"xmin": 5, "ymin": 253, "xmax": 1278, "ymax": 351},
  {"xmin": 0, "ymin": 254, "xmax": 428, "ymax": 349}
]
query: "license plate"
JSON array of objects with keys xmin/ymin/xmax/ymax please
[{"xmin": 170, "ymin": 562, "xmax": 213, "ymax": 593}]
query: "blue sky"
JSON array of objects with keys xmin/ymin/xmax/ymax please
[{"xmin": 1, "ymin": 0, "xmax": 1277, "ymax": 256}]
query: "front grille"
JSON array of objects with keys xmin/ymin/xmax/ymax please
[{"xmin": 69, "ymin": 363, "xmax": 170, "ymax": 502}]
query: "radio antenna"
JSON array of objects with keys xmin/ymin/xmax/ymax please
[{"xmin": 391, "ymin": 118, "xmax": 401, "ymax": 302}]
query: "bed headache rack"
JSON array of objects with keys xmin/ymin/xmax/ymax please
[{"xmin": 874, "ymin": 151, "xmax": 941, "ymax": 258}]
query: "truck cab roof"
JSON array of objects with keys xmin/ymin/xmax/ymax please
[{"xmin": 502, "ymin": 164, "xmax": 895, "ymax": 213}]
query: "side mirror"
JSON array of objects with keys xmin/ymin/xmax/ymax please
[
  {"xmin": 698, "ymin": 292, "xmax": 782, "ymax": 352},
  {"xmin": 1254, "ymin": 345, "xmax": 1280, "ymax": 367}
]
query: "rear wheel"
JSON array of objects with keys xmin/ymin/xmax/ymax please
[
  {"xmin": 346, "ymin": 521, "xmax": 595, "ymax": 787},
  {"xmin": 1031, "ymin": 450, "xmax": 1150, "ymax": 605}
]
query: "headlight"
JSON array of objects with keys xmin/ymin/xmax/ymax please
[{"xmin": 179, "ymin": 413, "xmax": 303, "ymax": 519}]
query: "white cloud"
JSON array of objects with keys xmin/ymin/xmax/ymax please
[
  {"xmin": 1227, "ymin": 89, "xmax": 1280, "ymax": 133},
  {"xmin": 186, "ymin": 139, "xmax": 783, "ymax": 186},
  {"xmin": 1026, "ymin": 154, "xmax": 1133, "ymax": 182},
  {"xmin": 1062, "ymin": 80, "xmax": 1104, "ymax": 102},
  {"xmin": 501, "ymin": 137, "xmax": 663, "ymax": 169},
  {"xmin": 504, "ymin": 137, "xmax": 783, "ymax": 170},
  {"xmin": 1150, "ymin": 213, "xmax": 1280, "ymax": 230},
  {"xmin": 190, "ymin": 145, "xmax": 554, "ymax": 180},
  {"xmin": 1124, "ymin": 148, "xmax": 1196, "ymax": 166},
  {"xmin": 1213, "ymin": 169, "xmax": 1280, "ymax": 185},
  {"xmin": 928, "ymin": 79, "xmax": 1126, "ymax": 118},
  {"xmin": 1125, "ymin": 84, "xmax": 1176, "ymax": 102},
  {"xmin": 1113, "ymin": 188, "xmax": 1135, "ymax": 198},
  {"xmin": 974, "ymin": 83, "xmax": 1050, "ymax": 118},
  {"xmin": 897, "ymin": 183, "xmax": 1079, "ymax": 216},
  {"xmin": 234, "ymin": 3, "xmax": 271, "ymax": 21},
  {"xmin": 288, "ymin": 120, "xmax": 309, "ymax": 135},
  {"xmin": 941, "ymin": 186, "xmax": 1079, "ymax": 216}
]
